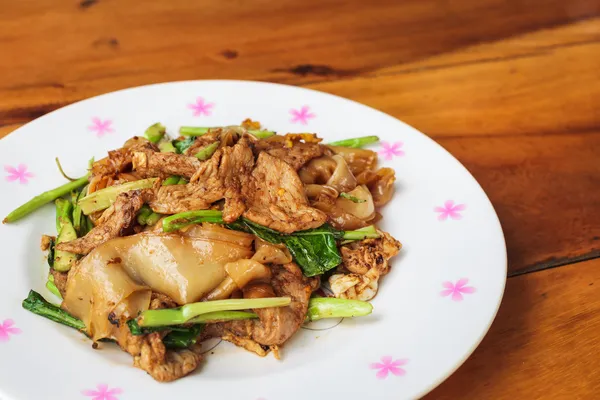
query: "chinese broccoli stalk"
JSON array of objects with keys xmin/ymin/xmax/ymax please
[
  {"xmin": 136, "ymin": 297, "xmax": 292, "ymax": 327},
  {"xmin": 78, "ymin": 178, "xmax": 157, "ymax": 215},
  {"xmin": 328, "ymin": 135, "xmax": 379, "ymax": 148},
  {"xmin": 3, "ymin": 175, "xmax": 89, "ymax": 224}
]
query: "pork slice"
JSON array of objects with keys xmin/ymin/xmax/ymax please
[
  {"xmin": 91, "ymin": 137, "xmax": 158, "ymax": 177},
  {"xmin": 244, "ymin": 263, "xmax": 318, "ymax": 346},
  {"xmin": 243, "ymin": 152, "xmax": 327, "ymax": 233},
  {"xmin": 254, "ymin": 135, "xmax": 325, "ymax": 170},
  {"xmin": 56, "ymin": 190, "xmax": 145, "ymax": 255},
  {"xmin": 132, "ymin": 151, "xmax": 202, "ymax": 179}
]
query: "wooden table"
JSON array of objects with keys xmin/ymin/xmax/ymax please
[{"xmin": 1, "ymin": 0, "xmax": 599, "ymax": 397}]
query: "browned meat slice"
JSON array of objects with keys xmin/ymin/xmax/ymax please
[
  {"xmin": 184, "ymin": 131, "xmax": 221, "ymax": 156},
  {"xmin": 147, "ymin": 184, "xmax": 211, "ymax": 214},
  {"xmin": 245, "ymin": 263, "xmax": 317, "ymax": 346},
  {"xmin": 56, "ymin": 190, "xmax": 145, "ymax": 255},
  {"xmin": 329, "ymin": 230, "xmax": 402, "ymax": 301},
  {"xmin": 254, "ymin": 134, "xmax": 325, "ymax": 170},
  {"xmin": 186, "ymin": 138, "xmax": 255, "ymax": 222},
  {"xmin": 132, "ymin": 151, "xmax": 202, "ymax": 179},
  {"xmin": 91, "ymin": 137, "xmax": 158, "ymax": 177},
  {"xmin": 184, "ymin": 127, "xmax": 244, "ymax": 156},
  {"xmin": 50, "ymin": 269, "xmax": 68, "ymax": 298},
  {"xmin": 114, "ymin": 328, "xmax": 202, "ymax": 382},
  {"xmin": 243, "ymin": 152, "xmax": 327, "ymax": 233}
]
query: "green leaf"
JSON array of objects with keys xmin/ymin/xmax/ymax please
[
  {"xmin": 47, "ymin": 237, "xmax": 55, "ymax": 268},
  {"xmin": 173, "ymin": 136, "xmax": 196, "ymax": 154}
]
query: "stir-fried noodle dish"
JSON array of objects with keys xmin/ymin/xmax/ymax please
[{"xmin": 5, "ymin": 119, "xmax": 401, "ymax": 382}]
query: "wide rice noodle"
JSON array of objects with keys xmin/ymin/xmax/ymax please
[{"xmin": 62, "ymin": 230, "xmax": 253, "ymax": 341}]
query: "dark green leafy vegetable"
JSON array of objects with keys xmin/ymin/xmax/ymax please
[
  {"xmin": 328, "ymin": 135, "xmax": 380, "ymax": 148},
  {"xmin": 173, "ymin": 136, "xmax": 196, "ymax": 154},
  {"xmin": 162, "ymin": 324, "xmax": 204, "ymax": 348},
  {"xmin": 46, "ymin": 237, "xmax": 55, "ymax": 268},
  {"xmin": 239, "ymin": 221, "xmax": 341, "ymax": 276},
  {"xmin": 340, "ymin": 192, "xmax": 367, "ymax": 203},
  {"xmin": 22, "ymin": 290, "xmax": 85, "ymax": 331}
]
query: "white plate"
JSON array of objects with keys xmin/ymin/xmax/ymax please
[{"xmin": 0, "ymin": 80, "xmax": 506, "ymax": 400}]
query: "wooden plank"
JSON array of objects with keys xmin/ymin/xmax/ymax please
[
  {"xmin": 1, "ymin": 0, "xmax": 599, "ymax": 126},
  {"xmin": 438, "ymin": 132, "xmax": 600, "ymax": 274},
  {"xmin": 305, "ymin": 20, "xmax": 600, "ymax": 274},
  {"xmin": 308, "ymin": 18, "xmax": 600, "ymax": 138},
  {"xmin": 424, "ymin": 258, "xmax": 600, "ymax": 399}
]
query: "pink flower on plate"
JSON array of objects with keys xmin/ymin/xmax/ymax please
[
  {"xmin": 434, "ymin": 200, "xmax": 466, "ymax": 221},
  {"xmin": 82, "ymin": 384, "xmax": 122, "ymax": 400},
  {"xmin": 378, "ymin": 141, "xmax": 404, "ymax": 160},
  {"xmin": 4, "ymin": 164, "xmax": 34, "ymax": 184},
  {"xmin": 370, "ymin": 356, "xmax": 408, "ymax": 379},
  {"xmin": 441, "ymin": 278, "xmax": 476, "ymax": 301},
  {"xmin": 88, "ymin": 118, "xmax": 114, "ymax": 137},
  {"xmin": 0, "ymin": 319, "xmax": 22, "ymax": 342},
  {"xmin": 290, "ymin": 105, "xmax": 315, "ymax": 124},
  {"xmin": 188, "ymin": 97, "xmax": 214, "ymax": 116}
]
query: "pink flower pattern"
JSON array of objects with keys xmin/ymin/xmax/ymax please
[
  {"xmin": 370, "ymin": 356, "xmax": 408, "ymax": 379},
  {"xmin": 434, "ymin": 200, "xmax": 466, "ymax": 221},
  {"xmin": 378, "ymin": 141, "xmax": 404, "ymax": 160},
  {"xmin": 188, "ymin": 97, "xmax": 214, "ymax": 116},
  {"xmin": 88, "ymin": 118, "xmax": 114, "ymax": 137},
  {"xmin": 82, "ymin": 384, "xmax": 122, "ymax": 400},
  {"xmin": 0, "ymin": 319, "xmax": 21, "ymax": 342},
  {"xmin": 441, "ymin": 278, "xmax": 476, "ymax": 301},
  {"xmin": 290, "ymin": 106, "xmax": 315, "ymax": 124},
  {"xmin": 4, "ymin": 164, "xmax": 34, "ymax": 184}
]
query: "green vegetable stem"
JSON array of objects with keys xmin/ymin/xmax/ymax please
[
  {"xmin": 78, "ymin": 178, "xmax": 157, "ymax": 215},
  {"xmin": 22, "ymin": 290, "xmax": 85, "ymax": 331},
  {"xmin": 194, "ymin": 141, "xmax": 219, "ymax": 160},
  {"xmin": 144, "ymin": 123, "xmax": 166, "ymax": 144},
  {"xmin": 179, "ymin": 126, "xmax": 211, "ymax": 136},
  {"xmin": 136, "ymin": 297, "xmax": 291, "ymax": 327},
  {"xmin": 3, "ymin": 175, "xmax": 89, "ymax": 224},
  {"xmin": 328, "ymin": 135, "xmax": 380, "ymax": 148},
  {"xmin": 305, "ymin": 297, "xmax": 373, "ymax": 321}
]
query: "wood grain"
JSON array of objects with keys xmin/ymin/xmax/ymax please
[
  {"xmin": 307, "ymin": 18, "xmax": 600, "ymax": 274},
  {"xmin": 0, "ymin": 0, "xmax": 599, "ymax": 126},
  {"xmin": 424, "ymin": 257, "xmax": 600, "ymax": 399}
]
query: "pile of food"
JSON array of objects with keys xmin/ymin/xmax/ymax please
[{"xmin": 4, "ymin": 119, "xmax": 401, "ymax": 382}]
